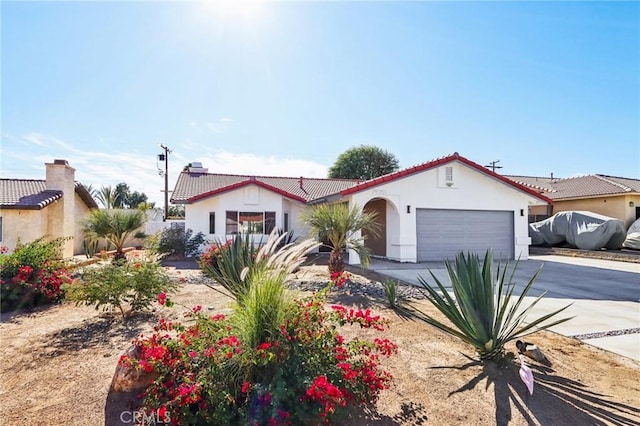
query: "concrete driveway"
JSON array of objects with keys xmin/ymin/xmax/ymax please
[{"xmin": 368, "ymin": 255, "xmax": 640, "ymax": 361}]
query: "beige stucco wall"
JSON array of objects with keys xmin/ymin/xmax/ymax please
[
  {"xmin": 73, "ymin": 192, "xmax": 94, "ymax": 255},
  {"xmin": 0, "ymin": 209, "xmax": 48, "ymax": 252},
  {"xmin": 553, "ymin": 194, "xmax": 640, "ymax": 228}
]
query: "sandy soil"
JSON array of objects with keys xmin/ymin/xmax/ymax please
[{"xmin": 1, "ymin": 262, "xmax": 638, "ymax": 425}]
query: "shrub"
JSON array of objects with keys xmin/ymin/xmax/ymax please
[
  {"xmin": 126, "ymin": 281, "xmax": 396, "ymax": 424},
  {"xmin": 152, "ymin": 226, "xmax": 207, "ymax": 258},
  {"xmin": 65, "ymin": 256, "xmax": 178, "ymax": 318},
  {"xmin": 0, "ymin": 237, "xmax": 71, "ymax": 311},
  {"xmin": 411, "ymin": 249, "xmax": 573, "ymax": 360},
  {"xmin": 123, "ymin": 235, "xmax": 396, "ymax": 424}
]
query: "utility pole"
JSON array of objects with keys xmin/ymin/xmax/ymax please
[
  {"xmin": 159, "ymin": 144, "xmax": 172, "ymax": 221},
  {"xmin": 484, "ymin": 159, "xmax": 503, "ymax": 173}
]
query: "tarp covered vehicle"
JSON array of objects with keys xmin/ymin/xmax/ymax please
[
  {"xmin": 622, "ymin": 218, "xmax": 640, "ymax": 250},
  {"xmin": 529, "ymin": 211, "xmax": 626, "ymax": 250}
]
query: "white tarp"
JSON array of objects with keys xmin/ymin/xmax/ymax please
[
  {"xmin": 622, "ymin": 218, "xmax": 640, "ymax": 250},
  {"xmin": 529, "ymin": 211, "xmax": 626, "ymax": 250}
]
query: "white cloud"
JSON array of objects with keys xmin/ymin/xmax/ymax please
[{"xmin": 1, "ymin": 132, "xmax": 329, "ymax": 206}]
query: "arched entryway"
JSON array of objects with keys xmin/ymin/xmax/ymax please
[{"xmin": 363, "ymin": 198, "xmax": 388, "ymax": 257}]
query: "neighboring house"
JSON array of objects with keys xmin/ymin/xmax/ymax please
[
  {"xmin": 0, "ymin": 159, "xmax": 98, "ymax": 257},
  {"xmin": 172, "ymin": 153, "xmax": 551, "ymax": 263},
  {"xmin": 506, "ymin": 174, "xmax": 640, "ymax": 228}
]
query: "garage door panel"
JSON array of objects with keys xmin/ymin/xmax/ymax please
[{"xmin": 417, "ymin": 209, "xmax": 514, "ymax": 261}]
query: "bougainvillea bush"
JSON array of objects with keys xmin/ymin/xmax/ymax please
[
  {"xmin": 0, "ymin": 237, "xmax": 71, "ymax": 311},
  {"xmin": 125, "ymin": 274, "xmax": 397, "ymax": 425}
]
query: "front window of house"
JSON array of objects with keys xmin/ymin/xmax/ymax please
[{"xmin": 225, "ymin": 211, "xmax": 276, "ymax": 235}]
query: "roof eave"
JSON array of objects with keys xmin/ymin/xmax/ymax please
[
  {"xmin": 186, "ymin": 180, "xmax": 308, "ymax": 204},
  {"xmin": 340, "ymin": 153, "xmax": 553, "ymax": 204}
]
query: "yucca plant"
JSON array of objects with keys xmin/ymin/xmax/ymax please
[
  {"xmin": 411, "ymin": 250, "xmax": 573, "ymax": 361},
  {"xmin": 199, "ymin": 233, "xmax": 259, "ymax": 301}
]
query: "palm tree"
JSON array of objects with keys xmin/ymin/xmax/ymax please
[
  {"xmin": 83, "ymin": 209, "xmax": 146, "ymax": 260},
  {"xmin": 95, "ymin": 186, "xmax": 116, "ymax": 209},
  {"xmin": 301, "ymin": 203, "xmax": 380, "ymax": 273}
]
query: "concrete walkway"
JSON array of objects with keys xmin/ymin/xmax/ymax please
[{"xmin": 368, "ymin": 255, "xmax": 640, "ymax": 361}]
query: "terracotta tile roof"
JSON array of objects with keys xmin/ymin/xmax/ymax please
[
  {"xmin": 340, "ymin": 153, "xmax": 553, "ymax": 203},
  {"xmin": 171, "ymin": 172, "xmax": 359, "ymax": 204},
  {"xmin": 505, "ymin": 174, "xmax": 640, "ymax": 200},
  {"xmin": 503, "ymin": 175, "xmax": 558, "ymax": 193},
  {"xmin": 0, "ymin": 179, "xmax": 98, "ymax": 210}
]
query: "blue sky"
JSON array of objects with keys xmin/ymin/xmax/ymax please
[{"xmin": 2, "ymin": 1, "xmax": 638, "ymax": 205}]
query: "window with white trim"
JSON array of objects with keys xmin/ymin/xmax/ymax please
[{"xmin": 225, "ymin": 211, "xmax": 276, "ymax": 235}]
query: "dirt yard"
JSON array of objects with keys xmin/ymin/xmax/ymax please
[{"xmin": 1, "ymin": 261, "xmax": 638, "ymax": 425}]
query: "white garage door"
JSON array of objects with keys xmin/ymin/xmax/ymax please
[{"xmin": 416, "ymin": 209, "xmax": 514, "ymax": 261}]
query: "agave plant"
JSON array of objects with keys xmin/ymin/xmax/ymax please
[
  {"xmin": 411, "ymin": 250, "xmax": 573, "ymax": 361},
  {"xmin": 383, "ymin": 278, "xmax": 401, "ymax": 308}
]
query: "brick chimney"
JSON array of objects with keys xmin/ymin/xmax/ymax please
[{"xmin": 45, "ymin": 159, "xmax": 76, "ymax": 257}]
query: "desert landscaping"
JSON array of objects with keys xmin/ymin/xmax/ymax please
[{"xmin": 1, "ymin": 258, "xmax": 638, "ymax": 425}]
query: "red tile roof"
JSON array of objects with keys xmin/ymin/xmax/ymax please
[
  {"xmin": 506, "ymin": 174, "xmax": 640, "ymax": 200},
  {"xmin": 173, "ymin": 154, "xmax": 553, "ymax": 205},
  {"xmin": 340, "ymin": 153, "xmax": 553, "ymax": 203},
  {"xmin": 0, "ymin": 179, "xmax": 98, "ymax": 210},
  {"xmin": 171, "ymin": 172, "xmax": 359, "ymax": 204}
]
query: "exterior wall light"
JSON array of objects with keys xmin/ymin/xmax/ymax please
[{"xmin": 407, "ymin": 205, "xmax": 411, "ymax": 214}]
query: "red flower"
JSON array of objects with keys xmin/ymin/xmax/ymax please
[
  {"xmin": 157, "ymin": 292, "xmax": 167, "ymax": 306},
  {"xmin": 257, "ymin": 342, "xmax": 271, "ymax": 351},
  {"xmin": 241, "ymin": 381, "xmax": 250, "ymax": 393}
]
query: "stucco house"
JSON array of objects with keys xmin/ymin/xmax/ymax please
[
  {"xmin": 0, "ymin": 159, "xmax": 98, "ymax": 258},
  {"xmin": 506, "ymin": 174, "xmax": 640, "ymax": 228},
  {"xmin": 171, "ymin": 153, "xmax": 551, "ymax": 264}
]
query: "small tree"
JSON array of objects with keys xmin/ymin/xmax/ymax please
[
  {"xmin": 83, "ymin": 209, "xmax": 146, "ymax": 260},
  {"xmin": 328, "ymin": 145, "xmax": 400, "ymax": 180},
  {"xmin": 301, "ymin": 203, "xmax": 379, "ymax": 273}
]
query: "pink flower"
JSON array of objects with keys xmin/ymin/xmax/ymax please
[
  {"xmin": 188, "ymin": 351, "xmax": 198, "ymax": 358},
  {"xmin": 157, "ymin": 292, "xmax": 167, "ymax": 305}
]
